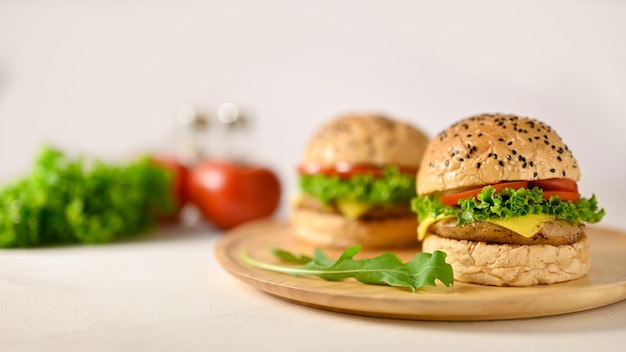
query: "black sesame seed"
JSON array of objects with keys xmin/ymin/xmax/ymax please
[
  {"xmin": 550, "ymin": 168, "xmax": 556, "ymax": 173},
  {"xmin": 498, "ymin": 138, "xmax": 505, "ymax": 142},
  {"xmin": 467, "ymin": 134, "xmax": 472, "ymax": 137},
  {"xmin": 498, "ymin": 160, "xmax": 504, "ymax": 166},
  {"xmin": 512, "ymin": 150, "xmax": 517, "ymax": 155},
  {"xmin": 476, "ymin": 162, "xmax": 481, "ymax": 169},
  {"xmin": 493, "ymin": 154, "xmax": 498, "ymax": 159},
  {"xmin": 533, "ymin": 172, "xmax": 538, "ymax": 178},
  {"xmin": 544, "ymin": 140, "xmax": 550, "ymax": 145},
  {"xmin": 507, "ymin": 141, "xmax": 513, "ymax": 146},
  {"xmin": 557, "ymin": 156, "xmax": 562, "ymax": 162},
  {"xmin": 562, "ymin": 171, "xmax": 566, "ymax": 177},
  {"xmin": 528, "ymin": 138, "xmax": 533, "ymax": 142}
]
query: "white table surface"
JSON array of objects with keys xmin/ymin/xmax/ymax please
[{"xmin": 2, "ymin": 215, "xmax": 625, "ymax": 352}]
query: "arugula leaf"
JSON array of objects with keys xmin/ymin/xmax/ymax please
[
  {"xmin": 299, "ymin": 167, "xmax": 415, "ymax": 205},
  {"xmin": 243, "ymin": 245, "xmax": 454, "ymax": 292},
  {"xmin": 0, "ymin": 145, "xmax": 175, "ymax": 248},
  {"xmin": 270, "ymin": 247, "xmax": 314, "ymax": 264},
  {"xmin": 411, "ymin": 185, "xmax": 605, "ymax": 226}
]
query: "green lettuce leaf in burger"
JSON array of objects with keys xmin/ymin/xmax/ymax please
[
  {"xmin": 412, "ymin": 113, "xmax": 605, "ymax": 286},
  {"xmin": 292, "ymin": 113, "xmax": 429, "ymax": 249}
]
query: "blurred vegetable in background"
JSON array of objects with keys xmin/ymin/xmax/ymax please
[
  {"xmin": 149, "ymin": 154, "xmax": 190, "ymax": 222},
  {"xmin": 187, "ymin": 160, "xmax": 281, "ymax": 230},
  {"xmin": 0, "ymin": 104, "xmax": 285, "ymax": 248},
  {"xmin": 183, "ymin": 103, "xmax": 283, "ymax": 230},
  {"xmin": 0, "ymin": 145, "xmax": 176, "ymax": 247}
]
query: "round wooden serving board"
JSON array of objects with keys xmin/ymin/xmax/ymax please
[{"xmin": 214, "ymin": 219, "xmax": 626, "ymax": 321}]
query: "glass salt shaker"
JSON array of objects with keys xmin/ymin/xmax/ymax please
[
  {"xmin": 175, "ymin": 103, "xmax": 210, "ymax": 167},
  {"xmin": 217, "ymin": 102, "xmax": 250, "ymax": 162}
]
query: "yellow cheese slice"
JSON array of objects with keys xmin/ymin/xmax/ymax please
[
  {"xmin": 418, "ymin": 213, "xmax": 555, "ymax": 241},
  {"xmin": 417, "ymin": 214, "xmax": 454, "ymax": 241},
  {"xmin": 336, "ymin": 198, "xmax": 374, "ymax": 220},
  {"xmin": 292, "ymin": 195, "xmax": 372, "ymax": 219},
  {"xmin": 486, "ymin": 213, "xmax": 554, "ymax": 238}
]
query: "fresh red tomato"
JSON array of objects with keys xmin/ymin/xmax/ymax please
[
  {"xmin": 297, "ymin": 163, "xmax": 417, "ymax": 179},
  {"xmin": 187, "ymin": 160, "xmax": 282, "ymax": 230},
  {"xmin": 439, "ymin": 181, "xmax": 529, "ymax": 206},
  {"xmin": 530, "ymin": 178, "xmax": 578, "ymax": 193},
  {"xmin": 150, "ymin": 154, "xmax": 190, "ymax": 221}
]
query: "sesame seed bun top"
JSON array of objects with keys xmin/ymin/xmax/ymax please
[
  {"xmin": 416, "ymin": 113, "xmax": 580, "ymax": 195},
  {"xmin": 303, "ymin": 113, "xmax": 429, "ymax": 169}
]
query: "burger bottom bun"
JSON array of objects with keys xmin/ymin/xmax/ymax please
[
  {"xmin": 291, "ymin": 208, "xmax": 418, "ymax": 249},
  {"xmin": 422, "ymin": 234, "xmax": 590, "ymax": 287}
]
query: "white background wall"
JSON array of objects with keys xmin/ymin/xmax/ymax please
[{"xmin": 1, "ymin": 0, "xmax": 624, "ymax": 229}]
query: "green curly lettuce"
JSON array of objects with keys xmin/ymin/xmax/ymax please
[
  {"xmin": 411, "ymin": 185, "xmax": 605, "ymax": 226},
  {"xmin": 299, "ymin": 167, "xmax": 416, "ymax": 205},
  {"xmin": 0, "ymin": 145, "xmax": 175, "ymax": 248}
]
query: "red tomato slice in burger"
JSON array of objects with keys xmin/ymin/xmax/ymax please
[
  {"xmin": 439, "ymin": 181, "xmax": 529, "ymax": 206},
  {"xmin": 335, "ymin": 164, "xmax": 385, "ymax": 178},
  {"xmin": 530, "ymin": 178, "xmax": 578, "ymax": 193},
  {"xmin": 439, "ymin": 178, "xmax": 581, "ymax": 206},
  {"xmin": 297, "ymin": 163, "xmax": 416, "ymax": 179}
]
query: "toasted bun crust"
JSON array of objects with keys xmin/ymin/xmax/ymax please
[
  {"xmin": 417, "ymin": 113, "xmax": 580, "ymax": 195},
  {"xmin": 303, "ymin": 113, "xmax": 429, "ymax": 169},
  {"xmin": 291, "ymin": 208, "xmax": 419, "ymax": 249},
  {"xmin": 422, "ymin": 234, "xmax": 590, "ymax": 286}
]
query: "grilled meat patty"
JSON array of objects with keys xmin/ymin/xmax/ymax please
[
  {"xmin": 428, "ymin": 218, "xmax": 584, "ymax": 245},
  {"xmin": 297, "ymin": 196, "xmax": 414, "ymax": 220}
]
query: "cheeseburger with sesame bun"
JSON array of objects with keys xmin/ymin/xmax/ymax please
[
  {"xmin": 412, "ymin": 113, "xmax": 605, "ymax": 286},
  {"xmin": 292, "ymin": 113, "xmax": 429, "ymax": 248}
]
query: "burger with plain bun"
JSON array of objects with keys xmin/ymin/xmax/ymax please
[
  {"xmin": 412, "ymin": 113, "xmax": 605, "ymax": 286},
  {"xmin": 292, "ymin": 113, "xmax": 429, "ymax": 248}
]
